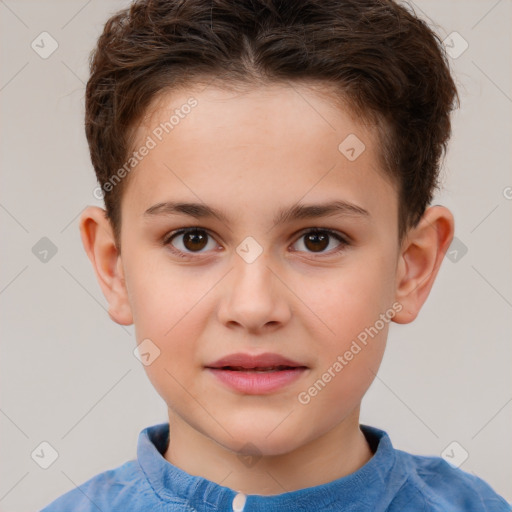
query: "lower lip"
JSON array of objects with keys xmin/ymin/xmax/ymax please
[{"xmin": 206, "ymin": 367, "xmax": 307, "ymax": 394}]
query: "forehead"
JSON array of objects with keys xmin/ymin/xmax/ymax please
[
  {"xmin": 124, "ymin": 82, "xmax": 397, "ymax": 227},
  {"xmin": 135, "ymin": 81, "xmax": 376, "ymax": 153}
]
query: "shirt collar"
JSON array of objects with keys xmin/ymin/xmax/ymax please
[{"xmin": 137, "ymin": 422, "xmax": 407, "ymax": 511}]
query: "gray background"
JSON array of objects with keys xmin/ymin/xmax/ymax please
[{"xmin": 0, "ymin": 0, "xmax": 511, "ymax": 510}]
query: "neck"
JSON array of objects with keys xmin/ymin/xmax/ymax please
[{"xmin": 163, "ymin": 409, "xmax": 374, "ymax": 495}]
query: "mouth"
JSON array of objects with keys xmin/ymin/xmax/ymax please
[
  {"xmin": 205, "ymin": 352, "xmax": 307, "ymax": 370},
  {"xmin": 205, "ymin": 353, "xmax": 309, "ymax": 394},
  {"xmin": 212, "ymin": 365, "xmax": 306, "ymax": 372}
]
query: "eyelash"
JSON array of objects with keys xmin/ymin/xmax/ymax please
[{"xmin": 162, "ymin": 227, "xmax": 350, "ymax": 259}]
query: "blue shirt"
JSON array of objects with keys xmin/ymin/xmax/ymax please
[{"xmin": 40, "ymin": 422, "xmax": 510, "ymax": 511}]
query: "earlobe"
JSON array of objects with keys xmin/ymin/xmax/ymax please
[
  {"xmin": 393, "ymin": 206, "xmax": 454, "ymax": 324},
  {"xmin": 79, "ymin": 206, "xmax": 133, "ymax": 326}
]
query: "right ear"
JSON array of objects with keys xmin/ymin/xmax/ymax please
[{"xmin": 79, "ymin": 206, "xmax": 133, "ymax": 326}]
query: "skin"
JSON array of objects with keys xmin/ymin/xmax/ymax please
[{"xmin": 79, "ymin": 82, "xmax": 454, "ymax": 495}]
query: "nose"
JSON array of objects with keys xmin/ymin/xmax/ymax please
[{"xmin": 216, "ymin": 249, "xmax": 292, "ymax": 335}]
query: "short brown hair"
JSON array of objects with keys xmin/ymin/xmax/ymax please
[{"xmin": 85, "ymin": 0, "xmax": 459, "ymax": 250}]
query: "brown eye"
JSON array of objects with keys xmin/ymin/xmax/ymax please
[
  {"xmin": 292, "ymin": 229, "xmax": 348, "ymax": 255},
  {"xmin": 182, "ymin": 230, "xmax": 208, "ymax": 251},
  {"xmin": 165, "ymin": 228, "xmax": 217, "ymax": 255},
  {"xmin": 304, "ymin": 231, "xmax": 329, "ymax": 252}
]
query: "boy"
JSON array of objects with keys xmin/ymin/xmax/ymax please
[{"xmin": 41, "ymin": 0, "xmax": 510, "ymax": 510}]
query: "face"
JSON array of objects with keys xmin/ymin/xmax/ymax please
[{"xmin": 118, "ymin": 83, "xmax": 401, "ymax": 456}]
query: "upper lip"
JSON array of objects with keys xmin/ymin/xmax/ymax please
[{"xmin": 205, "ymin": 352, "xmax": 308, "ymax": 370}]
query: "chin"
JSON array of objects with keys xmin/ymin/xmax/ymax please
[
  {"xmin": 229, "ymin": 435, "xmax": 299, "ymax": 458},
  {"xmin": 214, "ymin": 418, "xmax": 306, "ymax": 457}
]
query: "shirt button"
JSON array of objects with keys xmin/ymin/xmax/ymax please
[{"xmin": 232, "ymin": 492, "xmax": 247, "ymax": 511}]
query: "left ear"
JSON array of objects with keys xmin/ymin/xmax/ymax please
[{"xmin": 393, "ymin": 205, "xmax": 454, "ymax": 324}]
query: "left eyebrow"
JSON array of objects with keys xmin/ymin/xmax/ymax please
[
  {"xmin": 273, "ymin": 200, "xmax": 370, "ymax": 226},
  {"xmin": 143, "ymin": 199, "xmax": 370, "ymax": 226}
]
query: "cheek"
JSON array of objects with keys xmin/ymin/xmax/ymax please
[
  {"xmin": 125, "ymin": 262, "xmax": 210, "ymax": 391},
  {"xmin": 297, "ymin": 321, "xmax": 389, "ymax": 421},
  {"xmin": 292, "ymin": 254, "xmax": 396, "ymax": 395},
  {"xmin": 129, "ymin": 277, "xmax": 208, "ymax": 406},
  {"xmin": 131, "ymin": 285, "xmax": 203, "ymax": 358},
  {"xmin": 296, "ymin": 264, "xmax": 395, "ymax": 342},
  {"xmin": 126, "ymin": 254, "xmax": 209, "ymax": 335}
]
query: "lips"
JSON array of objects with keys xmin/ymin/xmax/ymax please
[
  {"xmin": 205, "ymin": 352, "xmax": 308, "ymax": 371},
  {"xmin": 218, "ymin": 365, "xmax": 296, "ymax": 372},
  {"xmin": 205, "ymin": 353, "xmax": 309, "ymax": 394}
]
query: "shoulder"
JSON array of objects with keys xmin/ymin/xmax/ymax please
[
  {"xmin": 39, "ymin": 459, "xmax": 156, "ymax": 512},
  {"xmin": 389, "ymin": 449, "xmax": 511, "ymax": 511}
]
